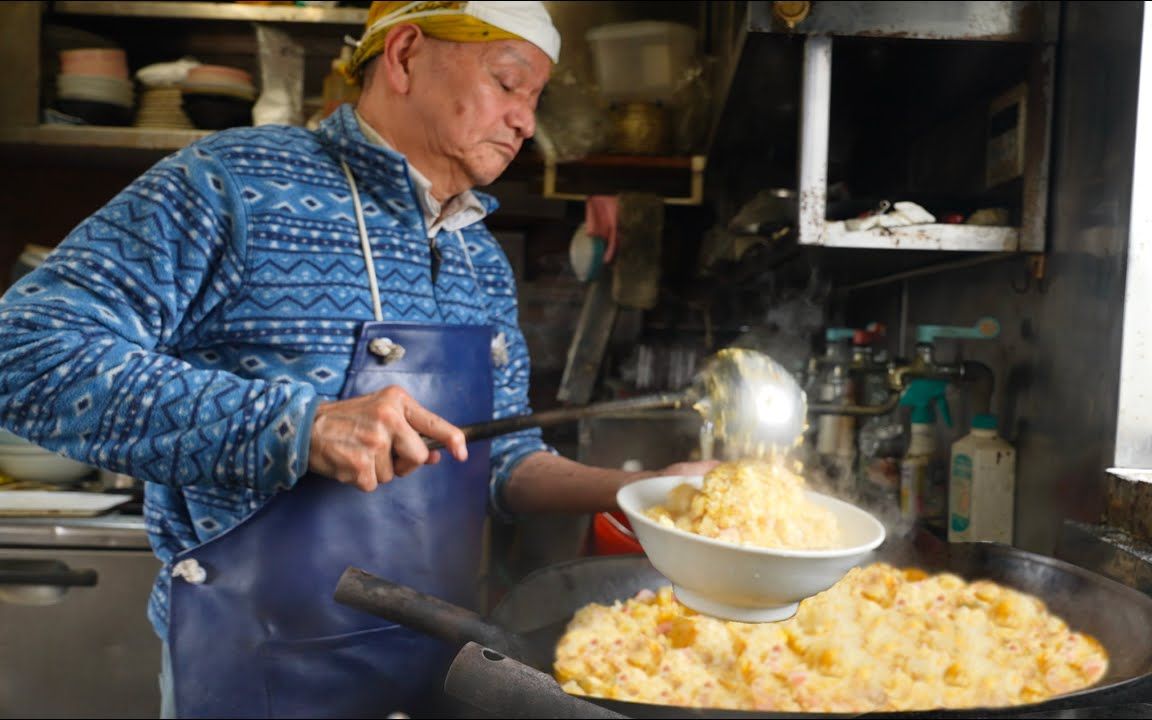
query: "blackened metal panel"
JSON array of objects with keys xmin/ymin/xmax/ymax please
[{"xmin": 749, "ymin": 1, "xmax": 1058, "ymax": 43}]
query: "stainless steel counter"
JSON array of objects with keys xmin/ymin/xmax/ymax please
[
  {"xmin": 0, "ymin": 512, "xmax": 149, "ymax": 549},
  {"xmin": 0, "ymin": 510, "xmax": 159, "ymax": 718}
]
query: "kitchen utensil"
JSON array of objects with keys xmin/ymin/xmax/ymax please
[
  {"xmin": 428, "ymin": 347, "xmax": 808, "ymax": 456},
  {"xmin": 616, "ymin": 473, "xmax": 885, "ymax": 621}
]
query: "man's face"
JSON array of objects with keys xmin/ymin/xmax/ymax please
[{"xmin": 412, "ymin": 38, "xmax": 551, "ymax": 188}]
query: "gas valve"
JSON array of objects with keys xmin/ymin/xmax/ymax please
[{"xmin": 773, "ymin": 1, "xmax": 812, "ymax": 30}]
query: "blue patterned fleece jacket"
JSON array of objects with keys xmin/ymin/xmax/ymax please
[{"xmin": 0, "ymin": 105, "xmax": 550, "ymax": 640}]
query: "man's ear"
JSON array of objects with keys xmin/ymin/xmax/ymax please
[{"xmin": 379, "ymin": 24, "xmax": 424, "ymax": 95}]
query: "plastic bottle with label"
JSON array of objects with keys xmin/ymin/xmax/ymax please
[
  {"xmin": 949, "ymin": 413, "xmax": 1016, "ymax": 544},
  {"xmin": 898, "ymin": 379, "xmax": 951, "ymax": 532}
]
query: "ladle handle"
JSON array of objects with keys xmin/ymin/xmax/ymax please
[{"xmin": 425, "ymin": 391, "xmax": 690, "ymax": 450}]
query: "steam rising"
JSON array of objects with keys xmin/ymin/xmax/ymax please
[{"xmin": 692, "ymin": 348, "xmax": 912, "ymax": 543}]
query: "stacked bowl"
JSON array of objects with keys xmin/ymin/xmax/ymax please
[
  {"xmin": 56, "ymin": 48, "xmax": 134, "ymax": 126},
  {"xmin": 181, "ymin": 65, "xmax": 256, "ymax": 130},
  {"xmin": 0, "ymin": 431, "xmax": 93, "ymax": 485}
]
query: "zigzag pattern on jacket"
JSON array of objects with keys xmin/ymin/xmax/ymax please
[{"xmin": 0, "ymin": 105, "xmax": 548, "ymax": 640}]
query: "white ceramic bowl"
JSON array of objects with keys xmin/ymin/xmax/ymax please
[
  {"xmin": 0, "ymin": 431, "xmax": 93, "ymax": 483},
  {"xmin": 617, "ymin": 474, "xmax": 886, "ymax": 622}
]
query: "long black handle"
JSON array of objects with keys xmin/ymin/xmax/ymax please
[
  {"xmin": 444, "ymin": 642, "xmax": 628, "ymax": 719},
  {"xmin": 0, "ymin": 559, "xmax": 98, "ymax": 587},
  {"xmin": 334, "ymin": 567, "xmax": 531, "ymax": 662},
  {"xmin": 425, "ymin": 391, "xmax": 690, "ymax": 449}
]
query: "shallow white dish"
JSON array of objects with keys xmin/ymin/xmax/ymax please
[{"xmin": 617, "ymin": 474, "xmax": 886, "ymax": 623}]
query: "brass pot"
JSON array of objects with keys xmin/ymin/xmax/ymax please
[{"xmin": 609, "ymin": 102, "xmax": 670, "ymax": 155}]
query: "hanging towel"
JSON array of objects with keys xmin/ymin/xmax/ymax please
[{"xmin": 585, "ymin": 195, "xmax": 619, "ymax": 263}]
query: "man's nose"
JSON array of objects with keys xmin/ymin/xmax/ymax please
[{"xmin": 509, "ymin": 99, "xmax": 536, "ymax": 139}]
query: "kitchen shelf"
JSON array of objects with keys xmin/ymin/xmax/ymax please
[
  {"xmin": 542, "ymin": 154, "xmax": 707, "ymax": 206},
  {"xmin": 51, "ymin": 1, "xmax": 368, "ymax": 25},
  {"xmin": 794, "ymin": 31, "xmax": 1052, "ymax": 254},
  {"xmin": 819, "ymin": 223, "xmax": 1021, "ymax": 252},
  {"xmin": 0, "ymin": 129, "xmax": 706, "ymax": 208},
  {"xmin": 0, "ymin": 125, "xmax": 211, "ymax": 151}
]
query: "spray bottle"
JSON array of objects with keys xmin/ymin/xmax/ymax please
[{"xmin": 898, "ymin": 379, "xmax": 951, "ymax": 532}]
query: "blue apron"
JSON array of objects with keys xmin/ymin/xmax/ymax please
[{"xmin": 168, "ymin": 160, "xmax": 495, "ymax": 718}]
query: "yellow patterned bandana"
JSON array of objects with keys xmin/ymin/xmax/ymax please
[{"xmin": 347, "ymin": 1, "xmax": 561, "ymax": 79}]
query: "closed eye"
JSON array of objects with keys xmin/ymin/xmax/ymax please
[{"xmin": 493, "ymin": 70, "xmax": 521, "ymax": 94}]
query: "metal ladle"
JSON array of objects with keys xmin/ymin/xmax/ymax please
[{"xmin": 427, "ymin": 348, "xmax": 808, "ymax": 455}]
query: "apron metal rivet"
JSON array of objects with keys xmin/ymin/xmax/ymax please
[
  {"xmin": 368, "ymin": 337, "xmax": 406, "ymax": 364},
  {"xmin": 172, "ymin": 558, "xmax": 208, "ymax": 585},
  {"xmin": 491, "ymin": 332, "xmax": 509, "ymax": 367}
]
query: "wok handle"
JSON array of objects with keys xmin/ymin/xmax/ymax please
[
  {"xmin": 425, "ymin": 391, "xmax": 689, "ymax": 449},
  {"xmin": 334, "ymin": 567, "xmax": 520, "ymax": 655},
  {"xmin": 444, "ymin": 642, "xmax": 628, "ymax": 719}
]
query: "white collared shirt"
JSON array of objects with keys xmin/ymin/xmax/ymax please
[{"xmin": 355, "ymin": 111, "xmax": 486, "ymax": 239}]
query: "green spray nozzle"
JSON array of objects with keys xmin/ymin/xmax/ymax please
[
  {"xmin": 899, "ymin": 379, "xmax": 952, "ymax": 427},
  {"xmin": 825, "ymin": 327, "xmax": 856, "ymax": 343},
  {"xmin": 915, "ymin": 317, "xmax": 1001, "ymax": 345}
]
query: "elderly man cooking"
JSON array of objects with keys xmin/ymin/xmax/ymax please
[{"xmin": 0, "ymin": 1, "xmax": 713, "ymax": 717}]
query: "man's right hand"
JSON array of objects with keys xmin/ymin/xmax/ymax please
[{"xmin": 307, "ymin": 386, "xmax": 467, "ymax": 491}]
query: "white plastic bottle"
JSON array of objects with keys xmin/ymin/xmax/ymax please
[
  {"xmin": 899, "ymin": 411, "xmax": 936, "ymax": 522},
  {"xmin": 948, "ymin": 414, "xmax": 1016, "ymax": 544}
]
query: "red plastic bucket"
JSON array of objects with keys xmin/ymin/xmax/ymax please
[{"xmin": 590, "ymin": 510, "xmax": 644, "ymax": 555}]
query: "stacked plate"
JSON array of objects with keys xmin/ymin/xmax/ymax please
[
  {"xmin": 0, "ymin": 431, "xmax": 93, "ymax": 485},
  {"xmin": 181, "ymin": 65, "xmax": 256, "ymax": 130},
  {"xmin": 55, "ymin": 47, "xmax": 134, "ymax": 126},
  {"xmin": 134, "ymin": 86, "xmax": 195, "ymax": 130}
]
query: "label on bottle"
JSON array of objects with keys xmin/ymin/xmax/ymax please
[{"xmin": 950, "ymin": 454, "xmax": 973, "ymax": 533}]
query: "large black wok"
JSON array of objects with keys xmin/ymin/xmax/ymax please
[{"xmin": 335, "ymin": 535, "xmax": 1152, "ymax": 718}]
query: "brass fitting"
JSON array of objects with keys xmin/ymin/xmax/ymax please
[{"xmin": 773, "ymin": 1, "xmax": 812, "ymax": 30}]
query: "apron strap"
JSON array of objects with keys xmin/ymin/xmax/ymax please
[
  {"xmin": 341, "ymin": 158, "xmax": 504, "ymax": 366},
  {"xmin": 340, "ymin": 159, "xmax": 384, "ymax": 322}
]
